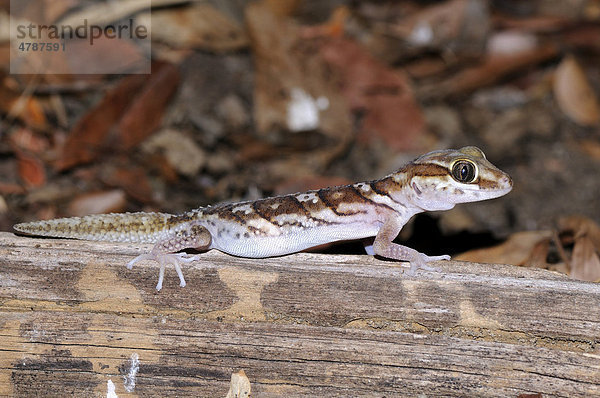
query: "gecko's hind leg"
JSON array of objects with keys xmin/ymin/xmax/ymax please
[{"xmin": 126, "ymin": 222, "xmax": 211, "ymax": 290}]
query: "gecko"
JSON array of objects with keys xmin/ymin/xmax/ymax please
[{"xmin": 14, "ymin": 146, "xmax": 512, "ymax": 291}]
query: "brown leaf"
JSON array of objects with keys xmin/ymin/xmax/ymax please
[
  {"xmin": 140, "ymin": 129, "xmax": 205, "ymax": 177},
  {"xmin": 59, "ymin": 35, "xmax": 150, "ymax": 75},
  {"xmin": 264, "ymin": 0, "xmax": 303, "ymax": 17},
  {"xmin": 0, "ymin": 73, "xmax": 48, "ymax": 130},
  {"xmin": 0, "ymin": 43, "xmax": 9, "ymax": 68},
  {"xmin": 318, "ymin": 37, "xmax": 428, "ymax": 151},
  {"xmin": 559, "ymin": 215, "xmax": 600, "ymax": 250},
  {"xmin": 54, "ymin": 74, "xmax": 147, "ymax": 171},
  {"xmin": 557, "ymin": 215, "xmax": 600, "ymax": 281},
  {"xmin": 117, "ymin": 62, "xmax": 180, "ymax": 150},
  {"xmin": 9, "ymin": 127, "xmax": 49, "ymax": 153},
  {"xmin": 16, "ymin": 150, "xmax": 46, "ymax": 188},
  {"xmin": 9, "ymin": 0, "xmax": 150, "ymax": 75},
  {"xmin": 55, "ymin": 62, "xmax": 178, "ymax": 171},
  {"xmin": 563, "ymin": 25, "xmax": 600, "ymax": 52},
  {"xmin": 0, "ymin": 182, "xmax": 26, "ymax": 195},
  {"xmin": 495, "ymin": 14, "xmax": 571, "ymax": 33},
  {"xmin": 420, "ymin": 43, "xmax": 558, "ymax": 99},
  {"xmin": 455, "ymin": 230, "xmax": 553, "ymax": 266},
  {"xmin": 100, "ymin": 167, "xmax": 153, "ymax": 205},
  {"xmin": 576, "ymin": 139, "xmax": 600, "ymax": 161},
  {"xmin": 404, "ymin": 57, "xmax": 448, "ymax": 79},
  {"xmin": 523, "ymin": 238, "xmax": 551, "ymax": 269},
  {"xmin": 553, "ymin": 55, "xmax": 600, "ymax": 126},
  {"xmin": 570, "ymin": 235, "xmax": 600, "ymax": 282}
]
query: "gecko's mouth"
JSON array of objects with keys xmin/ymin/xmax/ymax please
[
  {"xmin": 479, "ymin": 179, "xmax": 513, "ymax": 199},
  {"xmin": 487, "ymin": 186, "xmax": 513, "ymax": 198},
  {"xmin": 478, "ymin": 173, "xmax": 513, "ymax": 197}
]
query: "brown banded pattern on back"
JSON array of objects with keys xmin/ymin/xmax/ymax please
[{"xmin": 317, "ymin": 186, "xmax": 368, "ymax": 216}]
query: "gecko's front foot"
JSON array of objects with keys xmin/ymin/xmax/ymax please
[
  {"xmin": 127, "ymin": 252, "xmax": 200, "ymax": 291},
  {"xmin": 405, "ymin": 253, "xmax": 450, "ymax": 275}
]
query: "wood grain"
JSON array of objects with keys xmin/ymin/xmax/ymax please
[{"xmin": 0, "ymin": 232, "xmax": 598, "ymax": 397}]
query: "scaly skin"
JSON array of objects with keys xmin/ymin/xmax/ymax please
[{"xmin": 14, "ymin": 146, "xmax": 513, "ymax": 290}]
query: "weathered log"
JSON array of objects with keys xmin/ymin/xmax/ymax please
[{"xmin": 0, "ymin": 232, "xmax": 598, "ymax": 397}]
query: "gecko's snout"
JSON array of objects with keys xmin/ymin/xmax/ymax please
[
  {"xmin": 500, "ymin": 174, "xmax": 513, "ymax": 190},
  {"xmin": 493, "ymin": 173, "xmax": 513, "ymax": 196}
]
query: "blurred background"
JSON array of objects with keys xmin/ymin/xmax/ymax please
[{"xmin": 1, "ymin": 0, "xmax": 599, "ymax": 280}]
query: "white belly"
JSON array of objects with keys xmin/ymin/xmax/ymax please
[{"xmin": 210, "ymin": 223, "xmax": 381, "ymax": 258}]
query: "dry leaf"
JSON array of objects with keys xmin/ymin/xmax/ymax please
[
  {"xmin": 9, "ymin": 127, "xmax": 49, "ymax": 153},
  {"xmin": 141, "ymin": 129, "xmax": 205, "ymax": 177},
  {"xmin": 100, "ymin": 166, "xmax": 153, "ymax": 205},
  {"xmin": 523, "ymin": 237, "xmax": 551, "ymax": 269},
  {"xmin": 570, "ymin": 235, "xmax": 600, "ymax": 282},
  {"xmin": 420, "ymin": 43, "xmax": 558, "ymax": 99},
  {"xmin": 559, "ymin": 215, "xmax": 600, "ymax": 250},
  {"xmin": 553, "ymin": 56, "xmax": 600, "ymax": 126},
  {"xmin": 54, "ymin": 74, "xmax": 147, "ymax": 171},
  {"xmin": 16, "ymin": 150, "xmax": 46, "ymax": 188},
  {"xmin": 264, "ymin": 0, "xmax": 303, "ymax": 17},
  {"xmin": 55, "ymin": 62, "xmax": 178, "ymax": 171},
  {"xmin": 0, "ymin": 73, "xmax": 48, "ymax": 130},
  {"xmin": 60, "ymin": 35, "xmax": 149, "ymax": 75},
  {"xmin": 117, "ymin": 62, "xmax": 180, "ymax": 149},
  {"xmin": 142, "ymin": 3, "xmax": 248, "ymax": 52},
  {"xmin": 318, "ymin": 36, "xmax": 428, "ymax": 151},
  {"xmin": 563, "ymin": 25, "xmax": 600, "ymax": 52},
  {"xmin": 9, "ymin": 6, "xmax": 150, "ymax": 75},
  {"xmin": 558, "ymin": 215, "xmax": 600, "ymax": 281},
  {"xmin": 576, "ymin": 139, "xmax": 600, "ymax": 161},
  {"xmin": 455, "ymin": 230, "xmax": 553, "ymax": 266},
  {"xmin": 494, "ymin": 14, "xmax": 571, "ymax": 33},
  {"xmin": 0, "ymin": 182, "xmax": 26, "ymax": 195}
]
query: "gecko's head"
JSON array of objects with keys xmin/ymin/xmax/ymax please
[{"xmin": 401, "ymin": 146, "xmax": 512, "ymax": 211}]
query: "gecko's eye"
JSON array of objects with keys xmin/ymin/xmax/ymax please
[{"xmin": 451, "ymin": 160, "xmax": 477, "ymax": 183}]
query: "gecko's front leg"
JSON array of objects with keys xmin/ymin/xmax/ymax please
[
  {"xmin": 372, "ymin": 217, "xmax": 450, "ymax": 274},
  {"xmin": 127, "ymin": 222, "xmax": 211, "ymax": 290}
]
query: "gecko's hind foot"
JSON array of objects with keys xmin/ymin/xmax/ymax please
[{"xmin": 127, "ymin": 252, "xmax": 200, "ymax": 291}]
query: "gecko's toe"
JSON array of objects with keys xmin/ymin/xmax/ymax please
[
  {"xmin": 405, "ymin": 261, "xmax": 440, "ymax": 274},
  {"xmin": 426, "ymin": 254, "xmax": 451, "ymax": 261},
  {"xmin": 127, "ymin": 252, "xmax": 192, "ymax": 290},
  {"xmin": 126, "ymin": 253, "xmax": 153, "ymax": 270}
]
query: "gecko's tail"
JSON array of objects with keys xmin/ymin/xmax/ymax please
[{"xmin": 14, "ymin": 212, "xmax": 174, "ymax": 244}]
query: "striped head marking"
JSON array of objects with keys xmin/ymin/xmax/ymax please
[{"xmin": 401, "ymin": 146, "xmax": 512, "ymax": 211}]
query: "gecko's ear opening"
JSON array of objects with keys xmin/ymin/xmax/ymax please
[{"xmin": 411, "ymin": 181, "xmax": 422, "ymax": 196}]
